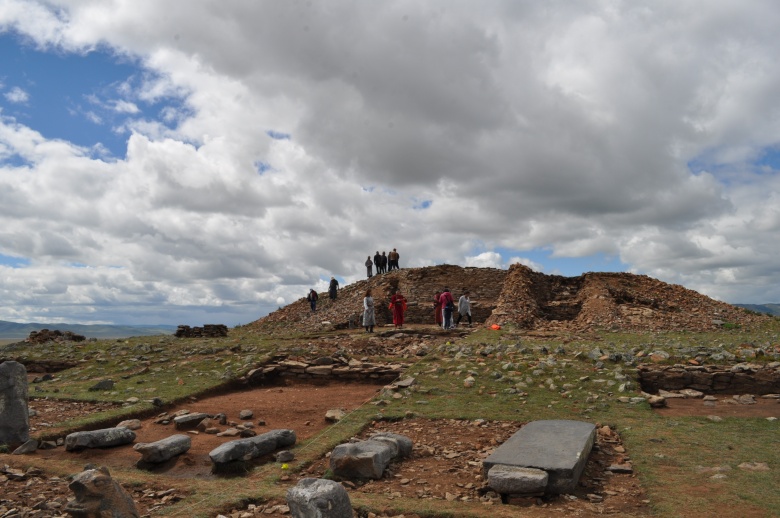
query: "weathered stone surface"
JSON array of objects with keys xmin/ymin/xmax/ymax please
[
  {"xmin": 116, "ymin": 419, "xmax": 142, "ymax": 430},
  {"xmin": 209, "ymin": 429, "xmax": 296, "ymax": 466},
  {"xmin": 12, "ymin": 438, "xmax": 38, "ymax": 455},
  {"xmin": 488, "ymin": 465, "xmax": 549, "ymax": 495},
  {"xmin": 133, "ymin": 434, "xmax": 191, "ymax": 464},
  {"xmin": 369, "ymin": 432, "xmax": 413, "ymax": 458},
  {"xmin": 325, "ymin": 409, "xmax": 346, "ymax": 422},
  {"xmin": 173, "ymin": 412, "xmax": 210, "ymax": 430},
  {"xmin": 329, "ymin": 439, "xmax": 398, "ymax": 480},
  {"xmin": 65, "ymin": 465, "xmax": 139, "ymax": 518},
  {"xmin": 286, "ymin": 478, "xmax": 353, "ymax": 518},
  {"xmin": 88, "ymin": 379, "xmax": 115, "ymax": 391},
  {"xmin": 65, "ymin": 428, "xmax": 136, "ymax": 451},
  {"xmin": 0, "ymin": 361, "xmax": 30, "ymax": 446},
  {"xmin": 483, "ymin": 420, "xmax": 596, "ymax": 494}
]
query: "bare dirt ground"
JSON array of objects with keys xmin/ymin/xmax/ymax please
[
  {"xmin": 8, "ymin": 380, "xmax": 651, "ymax": 518},
  {"xmin": 654, "ymin": 395, "xmax": 780, "ymax": 418},
  {"xmin": 28, "ymin": 380, "xmax": 386, "ymax": 478}
]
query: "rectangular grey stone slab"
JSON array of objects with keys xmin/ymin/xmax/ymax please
[{"xmin": 483, "ymin": 420, "xmax": 596, "ymax": 494}]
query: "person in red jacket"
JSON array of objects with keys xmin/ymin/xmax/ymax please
[
  {"xmin": 390, "ymin": 289, "xmax": 407, "ymax": 328},
  {"xmin": 439, "ymin": 287, "xmax": 455, "ymax": 330}
]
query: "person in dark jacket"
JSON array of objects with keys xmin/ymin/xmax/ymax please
[
  {"xmin": 307, "ymin": 289, "xmax": 318, "ymax": 311},
  {"xmin": 373, "ymin": 251, "xmax": 382, "ymax": 274},
  {"xmin": 380, "ymin": 251, "xmax": 388, "ymax": 273},
  {"xmin": 328, "ymin": 277, "xmax": 339, "ymax": 300}
]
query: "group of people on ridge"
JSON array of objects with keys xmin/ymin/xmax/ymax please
[{"xmin": 365, "ymin": 248, "xmax": 400, "ymax": 277}]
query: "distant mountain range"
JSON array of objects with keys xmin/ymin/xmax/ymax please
[
  {"xmin": 734, "ymin": 303, "xmax": 780, "ymax": 316},
  {"xmin": 0, "ymin": 320, "xmax": 177, "ymax": 340}
]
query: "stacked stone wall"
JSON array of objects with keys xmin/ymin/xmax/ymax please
[{"xmin": 638, "ymin": 363, "xmax": 780, "ymax": 394}]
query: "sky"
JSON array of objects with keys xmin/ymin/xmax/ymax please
[{"xmin": 1, "ymin": 1, "xmax": 779, "ymax": 327}]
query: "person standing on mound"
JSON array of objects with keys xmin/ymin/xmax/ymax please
[
  {"xmin": 363, "ymin": 288, "xmax": 376, "ymax": 333},
  {"xmin": 390, "ymin": 288, "xmax": 407, "ymax": 328},
  {"xmin": 456, "ymin": 290, "xmax": 473, "ymax": 327},
  {"xmin": 439, "ymin": 287, "xmax": 455, "ymax": 330},
  {"xmin": 433, "ymin": 290, "xmax": 443, "ymax": 327}
]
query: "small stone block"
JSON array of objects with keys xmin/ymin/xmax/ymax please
[{"xmin": 488, "ymin": 465, "xmax": 548, "ymax": 494}]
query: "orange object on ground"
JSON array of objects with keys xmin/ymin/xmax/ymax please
[{"xmin": 490, "ymin": 324, "xmax": 501, "ymax": 330}]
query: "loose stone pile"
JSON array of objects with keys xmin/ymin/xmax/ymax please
[
  {"xmin": 486, "ymin": 264, "xmax": 770, "ymax": 332},
  {"xmin": 175, "ymin": 324, "xmax": 229, "ymax": 338},
  {"xmin": 252, "ymin": 264, "xmax": 507, "ymax": 332},
  {"xmin": 27, "ymin": 329, "xmax": 86, "ymax": 344},
  {"xmin": 251, "ymin": 264, "xmax": 769, "ymax": 334}
]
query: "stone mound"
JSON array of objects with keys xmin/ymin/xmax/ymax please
[
  {"xmin": 27, "ymin": 329, "xmax": 86, "ymax": 344},
  {"xmin": 249, "ymin": 264, "xmax": 769, "ymax": 333},
  {"xmin": 485, "ymin": 264, "xmax": 769, "ymax": 332},
  {"xmin": 250, "ymin": 264, "xmax": 506, "ymax": 332}
]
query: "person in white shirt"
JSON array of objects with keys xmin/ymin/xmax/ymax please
[{"xmin": 456, "ymin": 290, "xmax": 472, "ymax": 327}]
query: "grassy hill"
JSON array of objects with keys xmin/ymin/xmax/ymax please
[
  {"xmin": 0, "ymin": 319, "xmax": 176, "ymax": 339},
  {"xmin": 735, "ymin": 303, "xmax": 780, "ymax": 316}
]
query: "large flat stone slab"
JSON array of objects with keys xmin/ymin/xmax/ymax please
[{"xmin": 483, "ymin": 420, "xmax": 596, "ymax": 494}]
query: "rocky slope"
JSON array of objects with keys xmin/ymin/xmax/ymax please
[{"xmin": 250, "ymin": 264, "xmax": 770, "ymax": 333}]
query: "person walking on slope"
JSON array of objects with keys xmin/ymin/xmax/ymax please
[
  {"xmin": 439, "ymin": 287, "xmax": 455, "ymax": 330},
  {"xmin": 328, "ymin": 277, "xmax": 339, "ymax": 300},
  {"xmin": 390, "ymin": 288, "xmax": 407, "ymax": 328},
  {"xmin": 365, "ymin": 256, "xmax": 373, "ymax": 278},
  {"xmin": 307, "ymin": 289, "xmax": 318, "ymax": 312},
  {"xmin": 363, "ymin": 288, "xmax": 376, "ymax": 333},
  {"xmin": 456, "ymin": 290, "xmax": 472, "ymax": 327}
]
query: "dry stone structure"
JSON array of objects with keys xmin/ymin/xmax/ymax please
[{"xmin": 251, "ymin": 264, "xmax": 769, "ymax": 333}]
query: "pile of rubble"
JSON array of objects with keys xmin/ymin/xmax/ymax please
[
  {"xmin": 175, "ymin": 324, "xmax": 229, "ymax": 338},
  {"xmin": 251, "ymin": 265, "xmax": 506, "ymax": 333},
  {"xmin": 485, "ymin": 264, "xmax": 771, "ymax": 332},
  {"xmin": 251, "ymin": 264, "xmax": 771, "ymax": 333},
  {"xmin": 27, "ymin": 329, "xmax": 86, "ymax": 344}
]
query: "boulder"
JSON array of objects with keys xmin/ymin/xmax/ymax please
[
  {"xmin": 287, "ymin": 478, "xmax": 353, "ymax": 518},
  {"xmin": 173, "ymin": 412, "xmax": 210, "ymax": 430},
  {"xmin": 133, "ymin": 434, "xmax": 191, "ymax": 464},
  {"xmin": 329, "ymin": 435, "xmax": 413, "ymax": 480},
  {"xmin": 65, "ymin": 465, "xmax": 139, "ymax": 518},
  {"xmin": 0, "ymin": 361, "xmax": 30, "ymax": 446},
  {"xmin": 65, "ymin": 428, "xmax": 136, "ymax": 451},
  {"xmin": 209, "ymin": 429, "xmax": 296, "ymax": 468}
]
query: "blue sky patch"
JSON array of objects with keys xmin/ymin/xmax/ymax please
[
  {"xmin": 0, "ymin": 254, "xmax": 30, "ymax": 267},
  {"xmin": 413, "ymin": 199, "xmax": 432, "ymax": 209},
  {"xmin": 267, "ymin": 130, "xmax": 291, "ymax": 140},
  {"xmin": 255, "ymin": 161, "xmax": 272, "ymax": 174},
  {"xmin": 496, "ymin": 247, "xmax": 628, "ymax": 276},
  {"xmin": 0, "ymin": 32, "xmax": 188, "ymax": 159}
]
